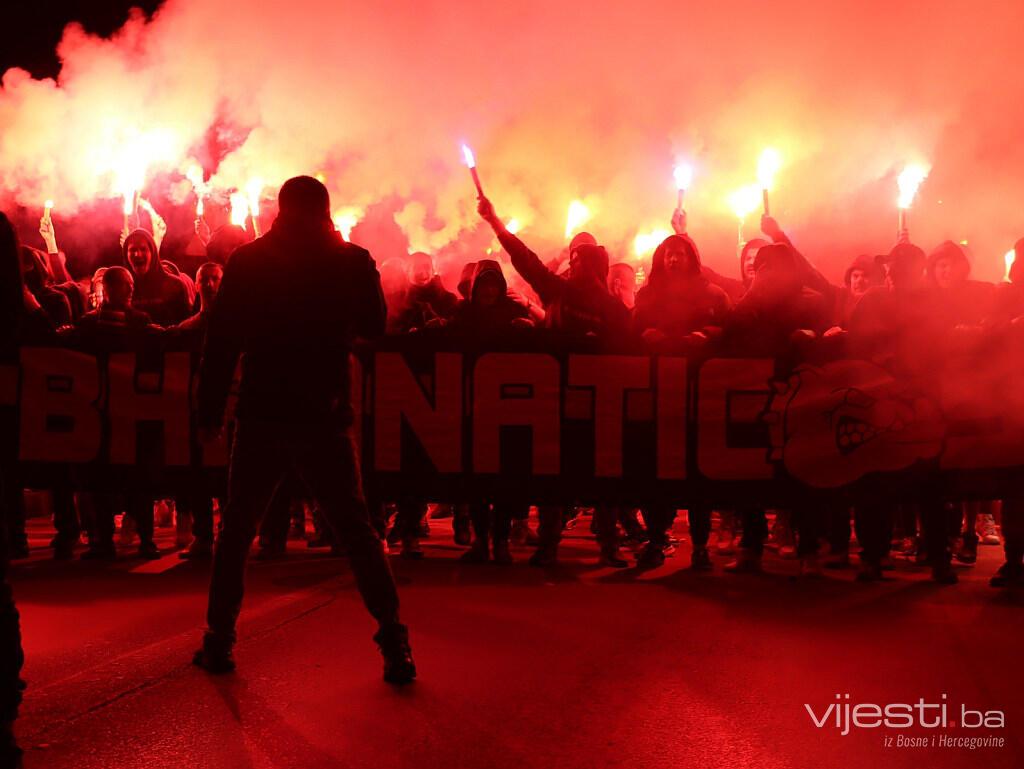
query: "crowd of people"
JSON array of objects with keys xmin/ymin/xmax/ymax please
[{"xmin": 4, "ymin": 186, "xmax": 1024, "ymax": 594}]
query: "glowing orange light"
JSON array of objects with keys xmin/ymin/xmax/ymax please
[
  {"xmin": 565, "ymin": 200, "xmax": 591, "ymax": 240},
  {"xmin": 897, "ymin": 164, "xmax": 929, "ymax": 209},
  {"xmin": 332, "ymin": 207, "xmax": 363, "ymax": 241},
  {"xmin": 461, "ymin": 144, "xmax": 476, "ymax": 169},
  {"xmin": 757, "ymin": 148, "xmax": 782, "ymax": 191},
  {"xmin": 229, "ymin": 192, "xmax": 249, "ymax": 227},
  {"xmin": 673, "ymin": 164, "xmax": 693, "ymax": 192},
  {"xmin": 1005, "ymin": 249, "xmax": 1015, "ymax": 282},
  {"xmin": 633, "ymin": 228, "xmax": 671, "ymax": 258},
  {"xmin": 728, "ymin": 185, "xmax": 761, "ymax": 220},
  {"xmin": 505, "ymin": 219, "xmax": 521, "ymax": 235}
]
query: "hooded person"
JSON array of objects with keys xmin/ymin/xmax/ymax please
[
  {"xmin": 477, "ymin": 195, "xmax": 631, "ymax": 568},
  {"xmin": 477, "ymin": 196, "xmax": 629, "ymax": 343},
  {"xmin": 722, "ymin": 243, "xmax": 830, "ymax": 358},
  {"xmin": 925, "ymin": 240, "xmax": 995, "ymax": 326},
  {"xmin": 393, "ymin": 251, "xmax": 459, "ymax": 332},
  {"xmin": 634, "ymin": 234, "xmax": 731, "ymax": 350},
  {"xmin": 19, "ymin": 245, "xmax": 73, "ymax": 328},
  {"xmin": 447, "ymin": 259, "xmax": 532, "ymax": 564},
  {"xmin": 632, "ymin": 234, "xmax": 731, "ymax": 570},
  {"xmin": 195, "ymin": 175, "xmax": 414, "ymax": 683},
  {"xmin": 447, "ymin": 259, "xmax": 532, "ymax": 336},
  {"xmin": 122, "ymin": 229, "xmax": 191, "ymax": 327},
  {"xmin": 848, "ymin": 241, "xmax": 962, "ymax": 584}
]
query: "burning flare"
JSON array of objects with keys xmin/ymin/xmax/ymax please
[
  {"xmin": 461, "ymin": 144, "xmax": 476, "ymax": 169},
  {"xmin": 565, "ymin": 199, "xmax": 591, "ymax": 240},
  {"xmin": 673, "ymin": 163, "xmax": 693, "ymax": 192},
  {"xmin": 757, "ymin": 148, "xmax": 783, "ymax": 191},
  {"xmin": 1005, "ymin": 249, "xmax": 1016, "ymax": 282},
  {"xmin": 897, "ymin": 164, "xmax": 929, "ymax": 209},
  {"xmin": 333, "ymin": 207, "xmax": 363, "ymax": 241},
  {"xmin": 633, "ymin": 228, "xmax": 671, "ymax": 258},
  {"xmin": 505, "ymin": 219, "xmax": 521, "ymax": 235},
  {"xmin": 229, "ymin": 192, "xmax": 249, "ymax": 227},
  {"xmin": 728, "ymin": 185, "xmax": 762, "ymax": 220}
]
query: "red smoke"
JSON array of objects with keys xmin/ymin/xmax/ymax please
[{"xmin": 0, "ymin": 0, "xmax": 1022, "ymax": 280}]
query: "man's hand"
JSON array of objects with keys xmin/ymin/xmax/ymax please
[
  {"xmin": 823, "ymin": 326, "xmax": 846, "ymax": 338},
  {"xmin": 477, "ymin": 196, "xmax": 500, "ymax": 227},
  {"xmin": 896, "ymin": 228, "xmax": 910, "ymax": 245},
  {"xmin": 671, "ymin": 208, "xmax": 687, "ymax": 236},
  {"xmin": 39, "ymin": 216, "xmax": 58, "ymax": 254},
  {"xmin": 196, "ymin": 216, "xmax": 211, "ymax": 243},
  {"xmin": 761, "ymin": 215, "xmax": 784, "ymax": 241}
]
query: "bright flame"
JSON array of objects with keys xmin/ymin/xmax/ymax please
[
  {"xmin": 757, "ymin": 148, "xmax": 782, "ymax": 190},
  {"xmin": 897, "ymin": 164, "xmax": 929, "ymax": 209},
  {"xmin": 673, "ymin": 163, "xmax": 693, "ymax": 191},
  {"xmin": 505, "ymin": 219, "xmax": 521, "ymax": 234},
  {"xmin": 109, "ymin": 129, "xmax": 176, "ymax": 215},
  {"xmin": 186, "ymin": 163, "xmax": 207, "ymax": 217},
  {"xmin": 461, "ymin": 144, "xmax": 476, "ymax": 169},
  {"xmin": 565, "ymin": 199, "xmax": 591, "ymax": 240},
  {"xmin": 728, "ymin": 185, "xmax": 762, "ymax": 220},
  {"xmin": 633, "ymin": 228, "xmax": 671, "ymax": 258},
  {"xmin": 43, "ymin": 199, "xmax": 54, "ymax": 211},
  {"xmin": 1005, "ymin": 249, "xmax": 1016, "ymax": 282},
  {"xmin": 332, "ymin": 207, "xmax": 363, "ymax": 240},
  {"xmin": 229, "ymin": 192, "xmax": 249, "ymax": 227},
  {"xmin": 245, "ymin": 178, "xmax": 264, "ymax": 222}
]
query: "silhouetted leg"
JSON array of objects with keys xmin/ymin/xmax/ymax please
[
  {"xmin": 0, "ymin": 464, "xmax": 25, "ymax": 766},
  {"xmin": 205, "ymin": 426, "xmax": 285, "ymax": 648},
  {"xmin": 687, "ymin": 507, "xmax": 711, "ymax": 549},
  {"xmin": 293, "ymin": 429, "xmax": 399, "ymax": 629},
  {"xmin": 738, "ymin": 508, "xmax": 768, "ymax": 555},
  {"xmin": 469, "ymin": 502, "xmax": 490, "ymax": 543},
  {"xmin": 854, "ymin": 503, "xmax": 893, "ymax": 565}
]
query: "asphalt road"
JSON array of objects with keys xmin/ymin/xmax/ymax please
[{"xmin": 9, "ymin": 517, "xmax": 1024, "ymax": 769}]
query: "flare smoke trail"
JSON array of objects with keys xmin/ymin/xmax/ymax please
[{"xmin": 0, "ymin": 0, "xmax": 1022, "ymax": 279}]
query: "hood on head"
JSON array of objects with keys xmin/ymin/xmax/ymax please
[
  {"xmin": 20, "ymin": 245, "xmax": 53, "ymax": 292},
  {"xmin": 844, "ymin": 254, "xmax": 876, "ymax": 287},
  {"xmin": 469, "ymin": 259, "xmax": 507, "ymax": 300},
  {"xmin": 572, "ymin": 243, "xmax": 610, "ymax": 284},
  {"xmin": 649, "ymin": 234, "xmax": 701, "ymax": 284},
  {"xmin": 926, "ymin": 240, "xmax": 970, "ymax": 283},
  {"xmin": 739, "ymin": 238, "xmax": 769, "ymax": 285},
  {"xmin": 457, "ymin": 261, "xmax": 477, "ymax": 300},
  {"xmin": 569, "ymin": 231, "xmax": 597, "ymax": 255},
  {"xmin": 122, "ymin": 228, "xmax": 160, "ymax": 276}
]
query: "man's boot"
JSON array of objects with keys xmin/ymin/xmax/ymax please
[{"xmin": 374, "ymin": 624, "xmax": 416, "ymax": 685}]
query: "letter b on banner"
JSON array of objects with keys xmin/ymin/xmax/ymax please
[{"xmin": 19, "ymin": 348, "xmax": 102, "ymax": 462}]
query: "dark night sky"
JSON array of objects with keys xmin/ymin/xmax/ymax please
[{"xmin": 0, "ymin": 1, "xmax": 163, "ymax": 79}]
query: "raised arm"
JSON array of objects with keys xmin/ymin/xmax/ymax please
[{"xmin": 477, "ymin": 196, "xmax": 562, "ymax": 304}]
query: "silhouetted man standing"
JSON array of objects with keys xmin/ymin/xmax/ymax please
[{"xmin": 193, "ymin": 176, "xmax": 415, "ymax": 684}]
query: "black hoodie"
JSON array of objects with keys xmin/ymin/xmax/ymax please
[
  {"xmin": 633, "ymin": 235, "xmax": 731, "ymax": 339},
  {"xmin": 447, "ymin": 259, "xmax": 530, "ymax": 335},
  {"xmin": 122, "ymin": 229, "xmax": 191, "ymax": 327},
  {"xmin": 496, "ymin": 230, "xmax": 628, "ymax": 342}
]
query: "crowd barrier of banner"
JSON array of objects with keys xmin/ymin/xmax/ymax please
[{"xmin": 3, "ymin": 333, "xmax": 1024, "ymax": 507}]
